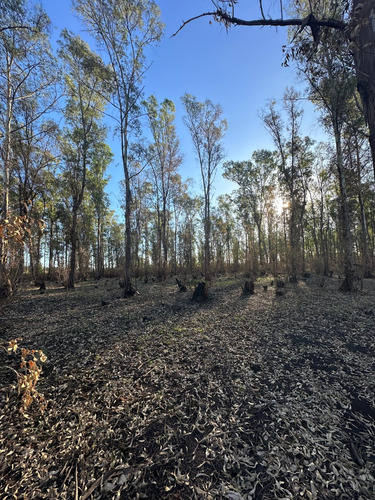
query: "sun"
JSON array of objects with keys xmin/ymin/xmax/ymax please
[{"xmin": 274, "ymin": 196, "xmax": 289, "ymax": 215}]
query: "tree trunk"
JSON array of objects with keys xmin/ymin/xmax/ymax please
[
  {"xmin": 333, "ymin": 125, "xmax": 355, "ymax": 291},
  {"xmin": 124, "ymin": 175, "xmax": 133, "ymax": 294},
  {"xmin": 162, "ymin": 200, "xmax": 168, "ymax": 280},
  {"xmin": 0, "ymin": 59, "xmax": 13, "ymax": 287},
  {"xmin": 204, "ymin": 193, "xmax": 211, "ymax": 281},
  {"xmin": 68, "ymin": 207, "xmax": 78, "ymax": 289},
  {"xmin": 353, "ymin": 135, "xmax": 371, "ymax": 277},
  {"xmin": 47, "ymin": 220, "xmax": 54, "ymax": 280},
  {"xmin": 351, "ymin": 0, "xmax": 375, "ymax": 178}
]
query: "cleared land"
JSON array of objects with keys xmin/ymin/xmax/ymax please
[{"xmin": 1, "ymin": 275, "xmax": 375, "ymax": 499}]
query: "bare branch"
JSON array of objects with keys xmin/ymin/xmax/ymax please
[
  {"xmin": 171, "ymin": 12, "xmax": 217, "ymax": 38},
  {"xmin": 0, "ymin": 25, "xmax": 38, "ymax": 33},
  {"xmin": 172, "ymin": 11, "xmax": 346, "ymax": 38}
]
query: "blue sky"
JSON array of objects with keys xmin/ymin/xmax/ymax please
[{"xmin": 42, "ymin": 0, "xmax": 325, "ymax": 213}]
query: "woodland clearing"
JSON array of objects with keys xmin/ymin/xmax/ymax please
[{"xmin": 0, "ymin": 275, "xmax": 375, "ymax": 499}]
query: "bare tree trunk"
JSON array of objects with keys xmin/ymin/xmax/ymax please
[
  {"xmin": 333, "ymin": 125, "xmax": 355, "ymax": 291},
  {"xmin": 350, "ymin": 135, "xmax": 371, "ymax": 276},
  {"xmin": 204, "ymin": 194, "xmax": 211, "ymax": 281},
  {"xmin": 124, "ymin": 172, "xmax": 133, "ymax": 294},
  {"xmin": 0, "ymin": 60, "xmax": 13, "ymax": 287},
  {"xmin": 351, "ymin": 0, "xmax": 375, "ymax": 178},
  {"xmin": 162, "ymin": 198, "xmax": 168, "ymax": 280},
  {"xmin": 68, "ymin": 207, "xmax": 78, "ymax": 289},
  {"xmin": 47, "ymin": 221, "xmax": 54, "ymax": 280}
]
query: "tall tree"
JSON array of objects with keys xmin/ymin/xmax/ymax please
[
  {"xmin": 144, "ymin": 95, "xmax": 182, "ymax": 280},
  {"xmin": 176, "ymin": 0, "xmax": 375, "ymax": 176},
  {"xmin": 87, "ymin": 143, "xmax": 112, "ymax": 278},
  {"xmin": 297, "ymin": 23, "xmax": 358, "ymax": 290},
  {"xmin": 261, "ymin": 89, "xmax": 313, "ymax": 280},
  {"xmin": 0, "ymin": 0, "xmax": 57, "ymax": 291},
  {"xmin": 223, "ymin": 149, "xmax": 276, "ymax": 273},
  {"xmin": 59, "ymin": 30, "xmax": 110, "ymax": 289},
  {"xmin": 73, "ymin": 0, "xmax": 164, "ymax": 296},
  {"xmin": 182, "ymin": 94, "xmax": 227, "ymax": 280}
]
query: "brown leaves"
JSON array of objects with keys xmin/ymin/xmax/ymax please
[
  {"xmin": 4, "ymin": 340, "xmax": 47, "ymax": 415},
  {"xmin": 0, "ymin": 276, "xmax": 375, "ymax": 497}
]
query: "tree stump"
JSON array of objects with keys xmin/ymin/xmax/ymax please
[
  {"xmin": 242, "ymin": 280, "xmax": 255, "ymax": 295},
  {"xmin": 0, "ymin": 279, "xmax": 12, "ymax": 299},
  {"xmin": 339, "ymin": 274, "xmax": 356, "ymax": 292},
  {"xmin": 176, "ymin": 278, "xmax": 187, "ymax": 292},
  {"xmin": 192, "ymin": 281, "xmax": 208, "ymax": 301},
  {"xmin": 123, "ymin": 285, "xmax": 137, "ymax": 298}
]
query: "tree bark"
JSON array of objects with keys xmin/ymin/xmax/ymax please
[
  {"xmin": 333, "ymin": 124, "xmax": 355, "ymax": 292},
  {"xmin": 0, "ymin": 57, "xmax": 13, "ymax": 287},
  {"xmin": 350, "ymin": 0, "xmax": 375, "ymax": 178},
  {"xmin": 68, "ymin": 207, "xmax": 78, "ymax": 289}
]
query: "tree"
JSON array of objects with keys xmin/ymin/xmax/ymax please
[
  {"xmin": 223, "ymin": 149, "xmax": 276, "ymax": 273},
  {"xmin": 296, "ymin": 23, "xmax": 358, "ymax": 290},
  {"xmin": 261, "ymin": 89, "xmax": 313, "ymax": 280},
  {"xmin": 59, "ymin": 30, "xmax": 110, "ymax": 289},
  {"xmin": 182, "ymin": 94, "xmax": 227, "ymax": 280},
  {"xmin": 0, "ymin": 0, "xmax": 57, "ymax": 290},
  {"xmin": 73, "ymin": 0, "xmax": 164, "ymax": 296},
  {"xmin": 144, "ymin": 95, "xmax": 183, "ymax": 280},
  {"xmin": 87, "ymin": 143, "xmax": 112, "ymax": 278},
  {"xmin": 176, "ymin": 0, "xmax": 375, "ymax": 176}
]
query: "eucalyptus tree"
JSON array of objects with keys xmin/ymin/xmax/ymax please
[
  {"xmin": 179, "ymin": 0, "xmax": 375, "ymax": 176},
  {"xmin": 213, "ymin": 194, "xmax": 237, "ymax": 272},
  {"xmin": 340, "ymin": 99, "xmax": 373, "ymax": 278},
  {"xmin": 182, "ymin": 94, "xmax": 227, "ymax": 280},
  {"xmin": 41, "ymin": 169, "xmax": 62, "ymax": 279},
  {"xmin": 73, "ymin": 0, "xmax": 164, "ymax": 295},
  {"xmin": 180, "ymin": 193, "xmax": 201, "ymax": 276},
  {"xmin": 169, "ymin": 175, "xmax": 192, "ymax": 275},
  {"xmin": 143, "ymin": 95, "xmax": 183, "ymax": 279},
  {"xmin": 87, "ymin": 143, "xmax": 112, "ymax": 277},
  {"xmin": 59, "ymin": 30, "xmax": 110, "ymax": 289},
  {"xmin": 0, "ymin": 0, "xmax": 57, "ymax": 290},
  {"xmin": 305, "ymin": 143, "xmax": 335, "ymax": 275},
  {"xmin": 223, "ymin": 149, "xmax": 276, "ymax": 273},
  {"xmin": 126, "ymin": 173, "xmax": 153, "ymax": 277},
  {"xmin": 296, "ymin": 24, "xmax": 358, "ymax": 290},
  {"xmin": 261, "ymin": 90, "xmax": 313, "ymax": 280}
]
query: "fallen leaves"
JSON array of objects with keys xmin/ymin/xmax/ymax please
[{"xmin": 0, "ymin": 275, "xmax": 375, "ymax": 498}]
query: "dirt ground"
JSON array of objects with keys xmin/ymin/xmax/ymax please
[{"xmin": 0, "ymin": 274, "xmax": 375, "ymax": 499}]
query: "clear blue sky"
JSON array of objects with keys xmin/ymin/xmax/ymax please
[{"xmin": 42, "ymin": 0, "xmax": 325, "ymax": 213}]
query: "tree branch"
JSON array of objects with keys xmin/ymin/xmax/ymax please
[{"xmin": 172, "ymin": 11, "xmax": 346, "ymax": 38}]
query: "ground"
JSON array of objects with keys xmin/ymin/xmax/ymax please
[{"xmin": 0, "ymin": 274, "xmax": 375, "ymax": 499}]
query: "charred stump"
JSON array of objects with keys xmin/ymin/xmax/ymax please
[
  {"xmin": 192, "ymin": 281, "xmax": 208, "ymax": 301},
  {"xmin": 0, "ymin": 279, "xmax": 12, "ymax": 299},
  {"xmin": 123, "ymin": 285, "xmax": 137, "ymax": 298},
  {"xmin": 176, "ymin": 278, "xmax": 187, "ymax": 292},
  {"xmin": 339, "ymin": 273, "xmax": 357, "ymax": 293},
  {"xmin": 242, "ymin": 280, "xmax": 255, "ymax": 295}
]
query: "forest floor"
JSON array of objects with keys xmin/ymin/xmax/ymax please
[{"xmin": 0, "ymin": 274, "xmax": 375, "ymax": 499}]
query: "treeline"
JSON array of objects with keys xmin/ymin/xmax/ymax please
[{"xmin": 1, "ymin": 0, "xmax": 374, "ymax": 297}]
